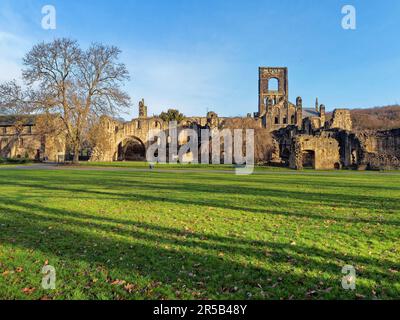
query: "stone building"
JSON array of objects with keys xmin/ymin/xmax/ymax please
[
  {"xmin": 89, "ymin": 103, "xmax": 226, "ymax": 162},
  {"xmin": 256, "ymin": 67, "xmax": 326, "ymax": 132},
  {"xmin": 88, "ymin": 66, "xmax": 400, "ymax": 170},
  {"xmin": 270, "ymin": 107, "xmax": 351, "ymax": 169},
  {"xmin": 1, "ymin": 66, "xmax": 399, "ymax": 170},
  {"xmin": 0, "ymin": 115, "xmax": 66, "ymax": 162},
  {"xmin": 251, "ymin": 66, "xmax": 399, "ymax": 170}
]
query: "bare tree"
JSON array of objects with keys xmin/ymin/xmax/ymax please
[{"xmin": 0, "ymin": 38, "xmax": 131, "ymax": 163}]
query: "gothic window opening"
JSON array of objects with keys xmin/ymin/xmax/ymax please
[{"xmin": 268, "ymin": 78, "xmax": 279, "ymax": 91}]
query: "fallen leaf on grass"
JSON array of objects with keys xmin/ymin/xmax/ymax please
[
  {"xmin": 111, "ymin": 279, "xmax": 126, "ymax": 286},
  {"xmin": 124, "ymin": 283, "xmax": 137, "ymax": 293},
  {"xmin": 22, "ymin": 287, "xmax": 36, "ymax": 295}
]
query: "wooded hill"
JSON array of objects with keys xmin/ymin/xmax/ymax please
[{"xmin": 328, "ymin": 105, "xmax": 400, "ymax": 130}]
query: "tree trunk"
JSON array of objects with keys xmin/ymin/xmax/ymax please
[{"xmin": 72, "ymin": 143, "xmax": 80, "ymax": 164}]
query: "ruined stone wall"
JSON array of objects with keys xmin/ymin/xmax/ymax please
[
  {"xmin": 328, "ymin": 109, "xmax": 353, "ymax": 131},
  {"xmin": 258, "ymin": 67, "xmax": 288, "ymax": 115},
  {"xmin": 289, "ymin": 135, "xmax": 340, "ymax": 170},
  {"xmin": 89, "ymin": 113, "xmax": 223, "ymax": 162},
  {"xmin": 356, "ymin": 129, "xmax": 400, "ymax": 169},
  {"xmin": 357, "ymin": 129, "xmax": 400, "ymax": 156}
]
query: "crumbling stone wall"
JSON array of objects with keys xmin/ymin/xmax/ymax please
[
  {"xmin": 88, "ymin": 103, "xmax": 224, "ymax": 162},
  {"xmin": 328, "ymin": 109, "xmax": 353, "ymax": 131},
  {"xmin": 289, "ymin": 135, "xmax": 340, "ymax": 170},
  {"xmin": 355, "ymin": 129, "xmax": 400, "ymax": 169}
]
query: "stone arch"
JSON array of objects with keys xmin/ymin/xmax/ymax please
[
  {"xmin": 272, "ymin": 106, "xmax": 281, "ymax": 124},
  {"xmin": 117, "ymin": 136, "xmax": 146, "ymax": 161},
  {"xmin": 288, "ymin": 104, "xmax": 296, "ymax": 124},
  {"xmin": 151, "ymin": 119, "xmax": 162, "ymax": 129},
  {"xmin": 281, "ymin": 147, "xmax": 291, "ymax": 161},
  {"xmin": 268, "ymin": 78, "xmax": 279, "ymax": 91},
  {"xmin": 302, "ymin": 150, "xmax": 315, "ymax": 168}
]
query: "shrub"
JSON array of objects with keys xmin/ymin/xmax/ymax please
[{"xmin": 0, "ymin": 157, "xmax": 29, "ymax": 164}]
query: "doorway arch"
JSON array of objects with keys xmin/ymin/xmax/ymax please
[
  {"xmin": 302, "ymin": 150, "xmax": 315, "ymax": 169},
  {"xmin": 117, "ymin": 137, "xmax": 146, "ymax": 161}
]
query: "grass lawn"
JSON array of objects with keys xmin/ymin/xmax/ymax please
[
  {"xmin": 79, "ymin": 161, "xmax": 289, "ymax": 172},
  {"xmin": 0, "ymin": 167, "xmax": 399, "ymax": 300}
]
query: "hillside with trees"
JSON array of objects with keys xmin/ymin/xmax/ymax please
[
  {"xmin": 349, "ymin": 105, "xmax": 400, "ymax": 130},
  {"xmin": 326, "ymin": 105, "xmax": 400, "ymax": 131}
]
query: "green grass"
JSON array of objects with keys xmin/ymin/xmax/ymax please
[
  {"xmin": 0, "ymin": 168, "xmax": 399, "ymax": 300},
  {"xmin": 79, "ymin": 161, "xmax": 306, "ymax": 172},
  {"xmin": 80, "ymin": 161, "xmax": 236, "ymax": 170}
]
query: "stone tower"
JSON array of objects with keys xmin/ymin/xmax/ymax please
[
  {"xmin": 320, "ymin": 104, "xmax": 326, "ymax": 125},
  {"xmin": 138, "ymin": 99, "xmax": 147, "ymax": 118},
  {"xmin": 258, "ymin": 67, "xmax": 289, "ymax": 115},
  {"xmin": 296, "ymin": 96, "xmax": 303, "ymax": 128}
]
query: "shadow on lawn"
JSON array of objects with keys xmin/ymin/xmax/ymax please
[
  {"xmin": 1, "ymin": 172, "xmax": 400, "ymax": 227},
  {"xmin": 0, "ymin": 170, "xmax": 399, "ymax": 299},
  {"xmin": 0, "ymin": 199, "xmax": 399, "ymax": 299},
  {"xmin": 3, "ymin": 170, "xmax": 400, "ymax": 210}
]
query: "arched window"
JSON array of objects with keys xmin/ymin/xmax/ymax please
[
  {"xmin": 291, "ymin": 115, "xmax": 295, "ymax": 124},
  {"xmin": 274, "ymin": 116, "xmax": 279, "ymax": 124},
  {"xmin": 268, "ymin": 78, "xmax": 279, "ymax": 91}
]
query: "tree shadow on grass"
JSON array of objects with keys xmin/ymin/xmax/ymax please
[
  {"xmin": 0, "ymin": 199, "xmax": 398, "ymax": 299},
  {"xmin": 2, "ymin": 176, "xmax": 399, "ymax": 227},
  {"xmin": 2, "ymin": 170, "xmax": 400, "ymax": 212},
  {"xmin": 0, "ymin": 170, "xmax": 399, "ymax": 299}
]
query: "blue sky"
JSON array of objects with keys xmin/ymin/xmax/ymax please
[{"xmin": 0, "ymin": 0, "xmax": 399, "ymax": 119}]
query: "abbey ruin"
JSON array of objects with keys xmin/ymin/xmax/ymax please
[{"xmin": 1, "ymin": 67, "xmax": 400, "ymax": 170}]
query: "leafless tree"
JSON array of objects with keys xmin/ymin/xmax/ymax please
[{"xmin": 0, "ymin": 38, "xmax": 131, "ymax": 163}]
